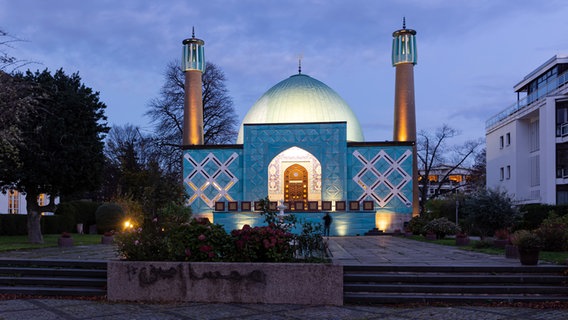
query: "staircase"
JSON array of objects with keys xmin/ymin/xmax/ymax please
[
  {"xmin": 344, "ymin": 265, "xmax": 568, "ymax": 304},
  {"xmin": 0, "ymin": 259, "xmax": 107, "ymax": 297}
]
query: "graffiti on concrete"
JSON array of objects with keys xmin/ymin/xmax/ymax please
[
  {"xmin": 188, "ymin": 265, "xmax": 266, "ymax": 284},
  {"xmin": 135, "ymin": 264, "xmax": 183, "ymax": 287}
]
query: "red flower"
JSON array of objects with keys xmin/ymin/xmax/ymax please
[{"xmin": 199, "ymin": 245, "xmax": 212, "ymax": 252}]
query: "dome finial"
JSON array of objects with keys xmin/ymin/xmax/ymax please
[
  {"xmin": 298, "ymin": 53, "xmax": 303, "ymax": 74},
  {"xmin": 402, "ymin": 17, "xmax": 406, "ymax": 29},
  {"xmin": 192, "ymin": 26, "xmax": 195, "ymax": 38}
]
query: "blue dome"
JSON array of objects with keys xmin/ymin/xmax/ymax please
[{"xmin": 236, "ymin": 74, "xmax": 365, "ymax": 143}]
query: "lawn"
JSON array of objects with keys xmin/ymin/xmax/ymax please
[
  {"xmin": 0, "ymin": 234, "xmax": 102, "ymax": 252},
  {"xmin": 405, "ymin": 235, "xmax": 568, "ymax": 264}
]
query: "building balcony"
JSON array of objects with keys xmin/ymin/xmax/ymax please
[{"xmin": 487, "ymin": 68, "xmax": 568, "ymax": 130}]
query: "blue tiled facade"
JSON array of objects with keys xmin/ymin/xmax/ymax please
[{"xmin": 183, "ymin": 122, "xmax": 413, "ymax": 234}]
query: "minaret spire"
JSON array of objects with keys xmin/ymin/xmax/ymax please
[
  {"xmin": 182, "ymin": 28, "xmax": 205, "ymax": 146},
  {"xmin": 391, "ymin": 19, "xmax": 419, "ymax": 217}
]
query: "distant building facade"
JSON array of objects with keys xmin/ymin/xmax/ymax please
[
  {"xmin": 0, "ymin": 191, "xmax": 58, "ymax": 215},
  {"xmin": 486, "ymin": 55, "xmax": 568, "ymax": 205},
  {"xmin": 419, "ymin": 165, "xmax": 473, "ymax": 200}
]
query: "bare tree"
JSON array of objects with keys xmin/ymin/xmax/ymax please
[
  {"xmin": 1, "ymin": 30, "xmax": 34, "ymax": 72},
  {"xmin": 417, "ymin": 124, "xmax": 483, "ymax": 215},
  {"xmin": 146, "ymin": 60, "xmax": 238, "ymax": 176}
]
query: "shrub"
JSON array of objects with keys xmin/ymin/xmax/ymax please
[
  {"xmin": 295, "ymin": 220, "xmax": 325, "ymax": 261},
  {"xmin": 461, "ymin": 188, "xmax": 520, "ymax": 238},
  {"xmin": 72, "ymin": 200, "xmax": 100, "ymax": 227},
  {"xmin": 423, "ymin": 217, "xmax": 459, "ymax": 239},
  {"xmin": 231, "ymin": 224, "xmax": 295, "ymax": 262},
  {"xmin": 407, "ymin": 216, "xmax": 429, "ymax": 235},
  {"xmin": 0, "ymin": 214, "xmax": 27, "ymax": 235},
  {"xmin": 535, "ymin": 213, "xmax": 568, "ymax": 251},
  {"xmin": 95, "ymin": 203, "xmax": 125, "ymax": 234},
  {"xmin": 115, "ymin": 221, "xmax": 169, "ymax": 261},
  {"xmin": 54, "ymin": 202, "xmax": 77, "ymax": 233},
  {"xmin": 511, "ymin": 230, "xmax": 543, "ymax": 250},
  {"xmin": 473, "ymin": 239, "xmax": 494, "ymax": 249},
  {"xmin": 165, "ymin": 218, "xmax": 232, "ymax": 262},
  {"xmin": 494, "ymin": 228, "xmax": 509, "ymax": 240}
]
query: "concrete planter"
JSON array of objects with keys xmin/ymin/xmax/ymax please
[
  {"xmin": 101, "ymin": 235, "xmax": 114, "ymax": 245},
  {"xmin": 57, "ymin": 237, "xmax": 73, "ymax": 247},
  {"xmin": 107, "ymin": 261, "xmax": 343, "ymax": 305}
]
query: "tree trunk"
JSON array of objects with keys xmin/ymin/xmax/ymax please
[{"xmin": 26, "ymin": 192, "xmax": 43, "ymax": 244}]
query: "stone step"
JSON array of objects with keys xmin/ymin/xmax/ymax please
[
  {"xmin": 344, "ymin": 273, "xmax": 566, "ymax": 284},
  {"xmin": 344, "ymin": 283, "xmax": 568, "ymax": 295},
  {"xmin": 0, "ymin": 259, "xmax": 107, "ymax": 297},
  {"xmin": 344, "ymin": 292, "xmax": 568, "ymax": 304}
]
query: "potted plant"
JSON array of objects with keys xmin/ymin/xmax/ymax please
[
  {"xmin": 58, "ymin": 232, "xmax": 74, "ymax": 247},
  {"xmin": 101, "ymin": 230, "xmax": 115, "ymax": 244},
  {"xmin": 511, "ymin": 230, "xmax": 543, "ymax": 265},
  {"xmin": 455, "ymin": 232, "xmax": 470, "ymax": 246},
  {"xmin": 422, "ymin": 217, "xmax": 459, "ymax": 240},
  {"xmin": 493, "ymin": 229, "xmax": 509, "ymax": 248}
]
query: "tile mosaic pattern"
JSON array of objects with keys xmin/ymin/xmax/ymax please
[
  {"xmin": 348, "ymin": 145, "xmax": 413, "ymax": 214},
  {"xmin": 183, "ymin": 148, "xmax": 243, "ymax": 212}
]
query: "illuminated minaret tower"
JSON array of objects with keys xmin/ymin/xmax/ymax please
[
  {"xmin": 182, "ymin": 28, "xmax": 205, "ymax": 146},
  {"xmin": 392, "ymin": 18, "xmax": 419, "ymax": 216}
]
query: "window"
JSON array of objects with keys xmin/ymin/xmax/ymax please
[
  {"xmin": 506, "ymin": 165, "xmax": 511, "ymax": 179},
  {"xmin": 506, "ymin": 133, "xmax": 511, "ymax": 146},
  {"xmin": 529, "ymin": 120, "xmax": 539, "ymax": 152},
  {"xmin": 499, "ymin": 136, "xmax": 504, "ymax": 149},
  {"xmin": 530, "ymin": 156, "xmax": 540, "ymax": 187},
  {"xmin": 8, "ymin": 190, "xmax": 19, "ymax": 214},
  {"xmin": 500, "ymin": 167, "xmax": 504, "ymax": 181}
]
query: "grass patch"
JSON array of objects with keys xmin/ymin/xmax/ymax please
[
  {"xmin": 404, "ymin": 234, "xmax": 568, "ymax": 264},
  {"xmin": 0, "ymin": 234, "xmax": 102, "ymax": 252}
]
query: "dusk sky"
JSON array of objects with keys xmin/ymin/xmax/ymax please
[{"xmin": 1, "ymin": 0, "xmax": 567, "ymax": 144}]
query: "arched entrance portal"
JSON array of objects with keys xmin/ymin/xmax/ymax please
[
  {"xmin": 267, "ymin": 146, "xmax": 321, "ymax": 207},
  {"xmin": 284, "ymin": 164, "xmax": 308, "ymax": 206}
]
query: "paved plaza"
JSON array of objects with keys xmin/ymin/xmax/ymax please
[{"xmin": 0, "ymin": 236, "xmax": 567, "ymax": 319}]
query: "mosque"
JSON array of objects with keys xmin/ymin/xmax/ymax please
[{"xmin": 182, "ymin": 22, "xmax": 419, "ymax": 236}]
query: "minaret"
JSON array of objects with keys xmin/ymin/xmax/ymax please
[
  {"xmin": 182, "ymin": 28, "xmax": 205, "ymax": 146},
  {"xmin": 392, "ymin": 18, "xmax": 419, "ymax": 216}
]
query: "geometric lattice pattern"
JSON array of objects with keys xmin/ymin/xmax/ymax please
[
  {"xmin": 352, "ymin": 149, "xmax": 412, "ymax": 207},
  {"xmin": 184, "ymin": 152, "xmax": 239, "ymax": 207}
]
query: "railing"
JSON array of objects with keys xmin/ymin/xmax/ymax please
[{"xmin": 486, "ymin": 69, "xmax": 568, "ymax": 129}]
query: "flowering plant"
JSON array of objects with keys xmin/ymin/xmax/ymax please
[
  {"xmin": 231, "ymin": 224, "xmax": 294, "ymax": 262},
  {"xmin": 511, "ymin": 230, "xmax": 543, "ymax": 250},
  {"xmin": 493, "ymin": 228, "xmax": 509, "ymax": 240},
  {"xmin": 422, "ymin": 217, "xmax": 460, "ymax": 239}
]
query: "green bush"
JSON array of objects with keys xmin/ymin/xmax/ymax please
[
  {"xmin": 407, "ymin": 216, "xmax": 429, "ymax": 235},
  {"xmin": 535, "ymin": 213, "xmax": 568, "ymax": 251},
  {"xmin": 0, "ymin": 214, "xmax": 27, "ymax": 235},
  {"xmin": 461, "ymin": 188, "xmax": 520, "ymax": 238},
  {"xmin": 41, "ymin": 215, "xmax": 64, "ymax": 234},
  {"xmin": 165, "ymin": 219, "xmax": 232, "ymax": 262},
  {"xmin": 423, "ymin": 217, "xmax": 459, "ymax": 239},
  {"xmin": 511, "ymin": 230, "xmax": 543, "ymax": 250},
  {"xmin": 518, "ymin": 204, "xmax": 568, "ymax": 230},
  {"xmin": 95, "ymin": 203, "xmax": 125, "ymax": 234},
  {"xmin": 231, "ymin": 224, "xmax": 295, "ymax": 262},
  {"xmin": 295, "ymin": 220, "xmax": 325, "ymax": 261},
  {"xmin": 72, "ymin": 200, "xmax": 100, "ymax": 227},
  {"xmin": 54, "ymin": 202, "xmax": 77, "ymax": 233},
  {"xmin": 472, "ymin": 239, "xmax": 494, "ymax": 249}
]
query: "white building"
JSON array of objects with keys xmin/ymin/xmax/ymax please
[
  {"xmin": 486, "ymin": 55, "xmax": 568, "ymax": 205},
  {"xmin": 0, "ymin": 190, "xmax": 58, "ymax": 215}
]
